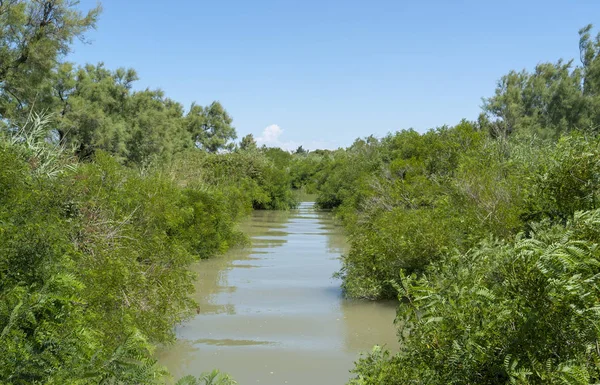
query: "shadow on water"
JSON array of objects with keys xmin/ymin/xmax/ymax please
[{"xmin": 157, "ymin": 202, "xmax": 398, "ymax": 385}]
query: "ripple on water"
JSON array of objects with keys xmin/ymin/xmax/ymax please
[{"xmin": 157, "ymin": 203, "xmax": 398, "ymax": 385}]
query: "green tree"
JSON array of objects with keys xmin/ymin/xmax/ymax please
[
  {"xmin": 239, "ymin": 133, "xmax": 257, "ymax": 151},
  {"xmin": 0, "ymin": 0, "xmax": 100, "ymax": 120},
  {"xmin": 294, "ymin": 145, "xmax": 307, "ymax": 154},
  {"xmin": 54, "ymin": 63, "xmax": 137, "ymax": 160},
  {"xmin": 481, "ymin": 25, "xmax": 600, "ymax": 138},
  {"xmin": 579, "ymin": 24, "xmax": 600, "ymax": 97},
  {"xmin": 186, "ymin": 101, "xmax": 237, "ymax": 153},
  {"xmin": 125, "ymin": 89, "xmax": 192, "ymax": 164},
  {"xmin": 52, "ymin": 63, "xmax": 193, "ymax": 163}
]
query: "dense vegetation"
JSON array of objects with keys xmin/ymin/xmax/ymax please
[
  {"xmin": 0, "ymin": 1, "xmax": 297, "ymax": 384},
  {"xmin": 285, "ymin": 25, "xmax": 600, "ymax": 384},
  {"xmin": 4, "ymin": 1, "xmax": 600, "ymax": 384}
]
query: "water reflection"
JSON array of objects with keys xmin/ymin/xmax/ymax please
[
  {"xmin": 157, "ymin": 202, "xmax": 398, "ymax": 385},
  {"xmin": 339, "ymin": 300, "xmax": 399, "ymax": 352}
]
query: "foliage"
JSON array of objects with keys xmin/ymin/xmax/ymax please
[
  {"xmin": 524, "ymin": 133, "xmax": 600, "ymax": 224},
  {"xmin": 175, "ymin": 370, "xmax": 237, "ymax": 385},
  {"xmin": 321, "ymin": 124, "xmax": 600, "ymax": 303},
  {"xmin": 315, "ymin": 122, "xmax": 510, "ymax": 299},
  {"xmin": 0, "ymin": 1, "xmax": 291, "ymax": 384},
  {"xmin": 288, "ymin": 150, "xmax": 333, "ymax": 192},
  {"xmin": 3, "ymin": 2, "xmax": 600, "ymax": 384},
  {"xmin": 0, "ymin": 0, "xmax": 101, "ymax": 119},
  {"xmin": 5, "ymin": 110, "xmax": 76, "ymax": 177},
  {"xmin": 169, "ymin": 150, "xmax": 298, "ymax": 210},
  {"xmin": 186, "ymin": 102, "xmax": 237, "ymax": 153},
  {"xmin": 481, "ymin": 24, "xmax": 600, "ymax": 139},
  {"xmin": 50, "ymin": 63, "xmax": 236, "ymax": 164},
  {"xmin": 338, "ymin": 24, "xmax": 600, "ymax": 385},
  {"xmin": 238, "ymin": 133, "xmax": 257, "ymax": 151},
  {"xmin": 0, "ymin": 121, "xmax": 248, "ymax": 383},
  {"xmin": 351, "ymin": 210, "xmax": 600, "ymax": 384}
]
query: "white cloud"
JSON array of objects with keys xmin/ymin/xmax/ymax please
[{"xmin": 257, "ymin": 124, "xmax": 283, "ymax": 145}]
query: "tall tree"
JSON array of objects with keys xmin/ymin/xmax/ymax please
[
  {"xmin": 239, "ymin": 133, "xmax": 257, "ymax": 151},
  {"xmin": 186, "ymin": 101, "xmax": 237, "ymax": 153},
  {"xmin": 294, "ymin": 145, "xmax": 307, "ymax": 154},
  {"xmin": 54, "ymin": 63, "xmax": 136, "ymax": 160},
  {"xmin": 125, "ymin": 89, "xmax": 192, "ymax": 164},
  {"xmin": 54, "ymin": 63, "xmax": 193, "ymax": 163},
  {"xmin": 580, "ymin": 24, "xmax": 600, "ymax": 97},
  {"xmin": 0, "ymin": 0, "xmax": 101, "ymax": 120},
  {"xmin": 481, "ymin": 25, "xmax": 600, "ymax": 138}
]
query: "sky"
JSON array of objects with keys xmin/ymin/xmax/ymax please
[{"xmin": 68, "ymin": 0, "xmax": 600, "ymax": 150}]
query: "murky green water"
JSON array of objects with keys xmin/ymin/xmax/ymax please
[{"xmin": 157, "ymin": 202, "xmax": 398, "ymax": 384}]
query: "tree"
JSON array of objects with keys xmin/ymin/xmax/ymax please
[
  {"xmin": 481, "ymin": 25, "xmax": 600, "ymax": 138},
  {"xmin": 481, "ymin": 61, "xmax": 588, "ymax": 138},
  {"xmin": 580, "ymin": 24, "xmax": 600, "ymax": 97},
  {"xmin": 54, "ymin": 63, "xmax": 136, "ymax": 160},
  {"xmin": 239, "ymin": 133, "xmax": 257, "ymax": 151},
  {"xmin": 186, "ymin": 101, "xmax": 237, "ymax": 153},
  {"xmin": 125, "ymin": 89, "xmax": 192, "ymax": 164},
  {"xmin": 0, "ymin": 0, "xmax": 101, "ymax": 120},
  {"xmin": 294, "ymin": 145, "xmax": 307, "ymax": 154},
  {"xmin": 52, "ymin": 63, "xmax": 193, "ymax": 163}
]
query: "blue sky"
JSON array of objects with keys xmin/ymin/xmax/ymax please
[{"xmin": 69, "ymin": 0, "xmax": 600, "ymax": 150}]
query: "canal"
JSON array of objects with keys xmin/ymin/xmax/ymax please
[{"xmin": 157, "ymin": 202, "xmax": 398, "ymax": 384}]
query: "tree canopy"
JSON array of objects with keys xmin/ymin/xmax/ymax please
[
  {"xmin": 0, "ymin": 0, "xmax": 101, "ymax": 119},
  {"xmin": 481, "ymin": 24, "xmax": 600, "ymax": 139}
]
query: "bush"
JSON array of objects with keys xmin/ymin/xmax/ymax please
[
  {"xmin": 351, "ymin": 209, "xmax": 600, "ymax": 384},
  {"xmin": 0, "ymin": 140, "xmax": 250, "ymax": 383}
]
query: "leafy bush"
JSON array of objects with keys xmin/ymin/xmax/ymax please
[
  {"xmin": 0, "ymin": 134, "xmax": 249, "ymax": 383},
  {"xmin": 351, "ymin": 209, "xmax": 600, "ymax": 384},
  {"xmin": 169, "ymin": 150, "xmax": 298, "ymax": 211},
  {"xmin": 176, "ymin": 370, "xmax": 237, "ymax": 385}
]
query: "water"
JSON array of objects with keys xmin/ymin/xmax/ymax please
[{"xmin": 157, "ymin": 202, "xmax": 398, "ymax": 384}]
